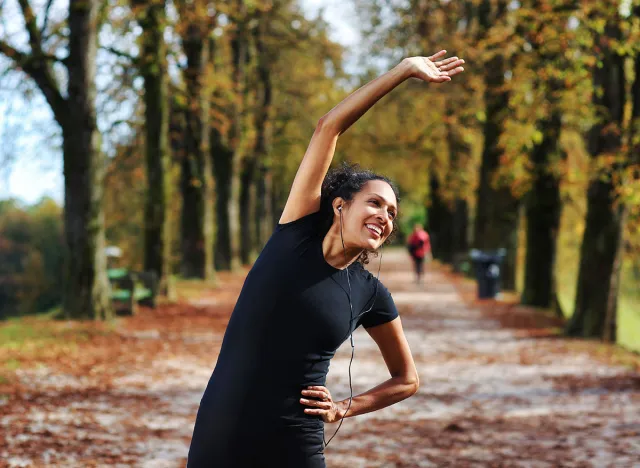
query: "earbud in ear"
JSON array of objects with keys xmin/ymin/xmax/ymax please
[{"xmin": 338, "ymin": 206, "xmax": 342, "ymax": 212}]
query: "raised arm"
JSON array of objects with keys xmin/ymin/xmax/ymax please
[{"xmin": 278, "ymin": 51, "xmax": 465, "ymax": 224}]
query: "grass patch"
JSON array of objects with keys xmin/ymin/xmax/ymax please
[
  {"xmin": 0, "ymin": 316, "xmax": 113, "ymax": 361},
  {"xmin": 555, "ymin": 255, "xmax": 640, "ymax": 354},
  {"xmin": 5, "ymin": 359, "xmax": 20, "ymax": 371},
  {"xmin": 618, "ymin": 294, "xmax": 640, "ymax": 354},
  {"xmin": 0, "ymin": 321, "xmax": 86, "ymax": 349},
  {"xmin": 0, "ymin": 322, "xmax": 56, "ymax": 347},
  {"xmin": 552, "ymin": 182, "xmax": 640, "ymax": 354},
  {"xmin": 173, "ymin": 276, "xmax": 224, "ymax": 302}
]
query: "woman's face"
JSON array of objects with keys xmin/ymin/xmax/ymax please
[{"xmin": 338, "ymin": 180, "xmax": 398, "ymax": 251}]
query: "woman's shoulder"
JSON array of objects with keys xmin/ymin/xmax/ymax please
[
  {"xmin": 275, "ymin": 210, "xmax": 322, "ymax": 231},
  {"xmin": 355, "ymin": 261, "xmax": 390, "ymax": 293}
]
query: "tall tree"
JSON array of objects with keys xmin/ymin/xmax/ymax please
[
  {"xmin": 0, "ymin": 0, "xmax": 112, "ymax": 319},
  {"xmin": 176, "ymin": 0, "xmax": 216, "ymax": 279},
  {"xmin": 519, "ymin": 1, "xmax": 578, "ymax": 309},
  {"xmin": 240, "ymin": 3, "xmax": 274, "ymax": 263},
  {"xmin": 566, "ymin": 8, "xmax": 627, "ymax": 339},
  {"xmin": 474, "ymin": 0, "xmax": 520, "ymax": 290},
  {"xmin": 438, "ymin": 0, "xmax": 476, "ymax": 262},
  {"xmin": 212, "ymin": 0, "xmax": 247, "ymax": 270},
  {"xmin": 444, "ymin": 99, "xmax": 473, "ymax": 259},
  {"xmin": 602, "ymin": 6, "xmax": 640, "ymax": 342},
  {"xmin": 132, "ymin": 0, "xmax": 172, "ymax": 292}
]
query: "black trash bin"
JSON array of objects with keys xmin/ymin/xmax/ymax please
[{"xmin": 469, "ymin": 249, "xmax": 506, "ymax": 299}]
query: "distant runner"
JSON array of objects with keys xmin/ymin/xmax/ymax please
[{"xmin": 407, "ymin": 224, "xmax": 431, "ymax": 284}]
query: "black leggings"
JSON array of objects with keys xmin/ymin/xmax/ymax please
[{"xmin": 412, "ymin": 256, "xmax": 425, "ymax": 277}]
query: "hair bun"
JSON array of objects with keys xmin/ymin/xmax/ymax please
[{"xmin": 321, "ymin": 163, "xmax": 355, "ymax": 197}]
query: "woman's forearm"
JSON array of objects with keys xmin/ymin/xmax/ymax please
[
  {"xmin": 336, "ymin": 375, "xmax": 419, "ymax": 419},
  {"xmin": 321, "ymin": 61, "xmax": 413, "ymax": 136}
]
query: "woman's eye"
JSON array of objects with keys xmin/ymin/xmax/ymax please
[
  {"xmin": 389, "ymin": 211, "xmax": 396, "ymax": 220},
  {"xmin": 369, "ymin": 200, "xmax": 380, "ymax": 206}
]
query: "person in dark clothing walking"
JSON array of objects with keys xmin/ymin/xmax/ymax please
[{"xmin": 187, "ymin": 51, "xmax": 465, "ymax": 467}]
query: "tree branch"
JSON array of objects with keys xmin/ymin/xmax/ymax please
[
  {"xmin": 0, "ymin": 39, "xmax": 62, "ymax": 65},
  {"xmin": 17, "ymin": 0, "xmax": 42, "ymax": 54},
  {"xmin": 0, "ymin": 39, "xmax": 28, "ymax": 64},
  {"xmin": 41, "ymin": 0, "xmax": 55, "ymax": 40},
  {"xmin": 101, "ymin": 46, "xmax": 138, "ymax": 65},
  {"xmin": 0, "ymin": 39, "xmax": 66, "ymax": 123}
]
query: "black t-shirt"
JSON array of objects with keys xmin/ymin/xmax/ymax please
[{"xmin": 194, "ymin": 211, "xmax": 399, "ymax": 435}]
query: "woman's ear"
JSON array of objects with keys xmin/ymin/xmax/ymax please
[{"xmin": 332, "ymin": 198, "xmax": 345, "ymax": 216}]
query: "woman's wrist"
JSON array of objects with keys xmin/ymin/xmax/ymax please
[
  {"xmin": 335, "ymin": 399, "xmax": 350, "ymax": 420},
  {"xmin": 396, "ymin": 58, "xmax": 415, "ymax": 80}
]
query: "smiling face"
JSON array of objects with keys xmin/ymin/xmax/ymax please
[{"xmin": 334, "ymin": 180, "xmax": 398, "ymax": 251}]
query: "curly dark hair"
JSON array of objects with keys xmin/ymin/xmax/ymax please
[{"xmin": 318, "ymin": 162, "xmax": 400, "ymax": 264}]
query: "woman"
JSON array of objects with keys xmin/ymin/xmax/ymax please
[{"xmin": 187, "ymin": 51, "xmax": 465, "ymax": 467}]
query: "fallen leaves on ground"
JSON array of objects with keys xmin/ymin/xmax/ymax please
[{"xmin": 1, "ymin": 255, "xmax": 639, "ymax": 467}]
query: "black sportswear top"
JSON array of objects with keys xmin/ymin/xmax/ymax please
[{"xmin": 195, "ymin": 210, "xmax": 399, "ymax": 434}]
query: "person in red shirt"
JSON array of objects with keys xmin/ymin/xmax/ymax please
[{"xmin": 407, "ymin": 224, "xmax": 431, "ymax": 284}]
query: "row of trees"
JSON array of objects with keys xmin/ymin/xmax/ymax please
[
  {"xmin": 351, "ymin": 0, "xmax": 639, "ymax": 340},
  {"xmin": 0, "ymin": 0, "xmax": 342, "ymax": 319},
  {"xmin": 1, "ymin": 0, "xmax": 638, "ymax": 342}
]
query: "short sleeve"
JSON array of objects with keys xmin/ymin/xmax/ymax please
[
  {"xmin": 269, "ymin": 211, "xmax": 323, "ymax": 259},
  {"xmin": 275, "ymin": 211, "xmax": 321, "ymax": 236},
  {"xmin": 358, "ymin": 282, "xmax": 399, "ymax": 329}
]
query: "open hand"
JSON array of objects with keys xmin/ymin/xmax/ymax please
[
  {"xmin": 300, "ymin": 385, "xmax": 345, "ymax": 423},
  {"xmin": 403, "ymin": 51, "xmax": 465, "ymax": 83}
]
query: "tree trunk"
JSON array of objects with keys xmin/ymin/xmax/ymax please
[
  {"xmin": 0, "ymin": 0, "xmax": 111, "ymax": 319},
  {"xmin": 251, "ymin": 10, "xmax": 274, "ymax": 253},
  {"xmin": 566, "ymin": 22, "xmax": 626, "ymax": 338},
  {"xmin": 135, "ymin": 0, "xmax": 172, "ymax": 292},
  {"xmin": 180, "ymin": 18, "xmax": 215, "ymax": 280},
  {"xmin": 213, "ymin": 1, "xmax": 246, "ymax": 271},
  {"xmin": 603, "ymin": 205, "xmax": 626, "ymax": 342},
  {"xmin": 452, "ymin": 199, "xmax": 469, "ymax": 255},
  {"xmin": 228, "ymin": 9, "xmax": 247, "ymax": 271},
  {"xmin": 444, "ymin": 99, "xmax": 471, "ymax": 259},
  {"xmin": 239, "ymin": 158, "xmax": 257, "ymax": 264},
  {"xmin": 566, "ymin": 180, "xmax": 625, "ymax": 337},
  {"xmin": 474, "ymin": 0, "xmax": 519, "ymax": 290},
  {"xmin": 603, "ymin": 24, "xmax": 640, "ymax": 342},
  {"xmin": 212, "ymin": 130, "xmax": 233, "ymax": 270},
  {"xmin": 255, "ymin": 163, "xmax": 273, "ymax": 246},
  {"xmin": 427, "ymin": 173, "xmax": 453, "ymax": 262},
  {"xmin": 520, "ymin": 0, "xmax": 579, "ymax": 310},
  {"xmin": 271, "ymin": 169, "xmax": 285, "ymax": 227},
  {"xmin": 62, "ymin": 0, "xmax": 112, "ymax": 320},
  {"xmin": 522, "ymin": 110, "xmax": 563, "ymax": 308}
]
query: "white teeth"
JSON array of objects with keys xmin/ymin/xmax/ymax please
[{"xmin": 366, "ymin": 224, "xmax": 382, "ymax": 235}]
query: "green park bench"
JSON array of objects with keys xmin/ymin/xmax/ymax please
[{"xmin": 108, "ymin": 268, "xmax": 159, "ymax": 315}]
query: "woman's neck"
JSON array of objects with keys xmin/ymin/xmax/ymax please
[{"xmin": 322, "ymin": 227, "xmax": 362, "ymax": 270}]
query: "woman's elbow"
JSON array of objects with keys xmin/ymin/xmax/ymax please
[{"xmin": 404, "ymin": 374, "xmax": 420, "ymax": 396}]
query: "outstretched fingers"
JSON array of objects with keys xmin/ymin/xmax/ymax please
[
  {"xmin": 427, "ymin": 50, "xmax": 447, "ymax": 61},
  {"xmin": 442, "ymin": 65, "xmax": 465, "ymax": 77},
  {"xmin": 434, "ymin": 56, "xmax": 461, "ymax": 68},
  {"xmin": 436, "ymin": 58, "xmax": 465, "ymax": 72}
]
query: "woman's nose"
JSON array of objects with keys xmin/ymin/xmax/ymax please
[{"xmin": 376, "ymin": 211, "xmax": 389, "ymax": 225}]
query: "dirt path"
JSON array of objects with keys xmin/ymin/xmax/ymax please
[
  {"xmin": 325, "ymin": 252, "xmax": 640, "ymax": 467},
  {"xmin": 1, "ymin": 251, "xmax": 639, "ymax": 467}
]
